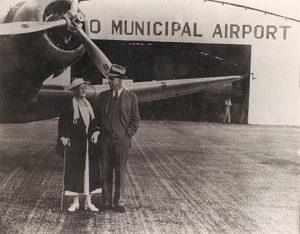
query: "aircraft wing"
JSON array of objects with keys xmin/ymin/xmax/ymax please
[
  {"xmin": 126, "ymin": 76, "xmax": 241, "ymax": 103},
  {"xmin": 1, "ymin": 75, "xmax": 241, "ymax": 123},
  {"xmin": 39, "ymin": 75, "xmax": 242, "ymax": 103}
]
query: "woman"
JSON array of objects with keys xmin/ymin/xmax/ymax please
[{"xmin": 56, "ymin": 79, "xmax": 101, "ymax": 212}]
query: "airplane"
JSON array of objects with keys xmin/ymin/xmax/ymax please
[{"xmin": 0, "ymin": 0, "xmax": 261, "ymax": 123}]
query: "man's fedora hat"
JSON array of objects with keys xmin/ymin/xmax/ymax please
[
  {"xmin": 68, "ymin": 78, "xmax": 90, "ymax": 90},
  {"xmin": 108, "ymin": 64, "xmax": 128, "ymax": 79}
]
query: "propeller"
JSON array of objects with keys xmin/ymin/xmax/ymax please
[
  {"xmin": 74, "ymin": 27, "xmax": 112, "ymax": 78},
  {"xmin": 65, "ymin": 0, "xmax": 118, "ymax": 79},
  {"xmin": 75, "ymin": 25, "xmax": 128, "ymax": 89},
  {"xmin": 0, "ymin": 0, "xmax": 127, "ymax": 80},
  {"xmin": 70, "ymin": 0, "xmax": 79, "ymax": 14},
  {"xmin": 0, "ymin": 19, "xmax": 67, "ymax": 36}
]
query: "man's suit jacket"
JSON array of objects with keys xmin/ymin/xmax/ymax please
[{"xmin": 94, "ymin": 89, "xmax": 140, "ymax": 146}]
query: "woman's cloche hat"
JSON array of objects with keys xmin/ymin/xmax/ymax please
[{"xmin": 68, "ymin": 78, "xmax": 90, "ymax": 90}]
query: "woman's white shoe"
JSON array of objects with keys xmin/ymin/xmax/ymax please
[
  {"xmin": 68, "ymin": 203, "xmax": 79, "ymax": 212},
  {"xmin": 85, "ymin": 202, "xmax": 99, "ymax": 212}
]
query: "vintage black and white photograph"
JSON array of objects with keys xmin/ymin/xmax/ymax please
[{"xmin": 0, "ymin": 0, "xmax": 299, "ymax": 233}]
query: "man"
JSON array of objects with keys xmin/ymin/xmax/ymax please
[
  {"xmin": 94, "ymin": 64, "xmax": 140, "ymax": 213},
  {"xmin": 223, "ymin": 97, "xmax": 232, "ymax": 124}
]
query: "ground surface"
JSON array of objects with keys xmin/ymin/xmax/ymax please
[{"xmin": 0, "ymin": 120, "xmax": 299, "ymax": 234}]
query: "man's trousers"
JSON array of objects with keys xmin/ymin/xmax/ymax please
[{"xmin": 101, "ymin": 131, "xmax": 129, "ymax": 207}]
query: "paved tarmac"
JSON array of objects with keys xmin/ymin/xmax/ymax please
[{"xmin": 0, "ymin": 119, "xmax": 299, "ymax": 234}]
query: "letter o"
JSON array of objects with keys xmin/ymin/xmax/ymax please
[
  {"xmin": 254, "ymin": 25, "xmax": 264, "ymax": 39},
  {"xmin": 90, "ymin": 19, "xmax": 101, "ymax": 33}
]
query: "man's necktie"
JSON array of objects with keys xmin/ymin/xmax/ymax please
[{"xmin": 114, "ymin": 90, "xmax": 118, "ymax": 100}]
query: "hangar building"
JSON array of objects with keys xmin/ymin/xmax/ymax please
[{"xmin": 82, "ymin": 0, "xmax": 300, "ymax": 126}]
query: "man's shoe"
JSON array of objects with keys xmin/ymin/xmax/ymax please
[
  {"xmin": 114, "ymin": 205, "xmax": 125, "ymax": 213},
  {"xmin": 101, "ymin": 205, "xmax": 112, "ymax": 211}
]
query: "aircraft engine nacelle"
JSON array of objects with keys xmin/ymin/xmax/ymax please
[{"xmin": 0, "ymin": 0, "xmax": 85, "ymax": 121}]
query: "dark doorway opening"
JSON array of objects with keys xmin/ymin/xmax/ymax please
[{"xmin": 72, "ymin": 41, "xmax": 251, "ymax": 123}]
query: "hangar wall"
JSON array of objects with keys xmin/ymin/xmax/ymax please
[
  {"xmin": 83, "ymin": 0, "xmax": 300, "ymax": 126},
  {"xmin": 249, "ymin": 45, "xmax": 300, "ymax": 125}
]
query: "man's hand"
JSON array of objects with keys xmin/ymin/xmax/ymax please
[
  {"xmin": 60, "ymin": 137, "xmax": 70, "ymax": 147},
  {"xmin": 91, "ymin": 131, "xmax": 100, "ymax": 144}
]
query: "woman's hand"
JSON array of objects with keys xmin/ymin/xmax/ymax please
[
  {"xmin": 60, "ymin": 137, "xmax": 70, "ymax": 147},
  {"xmin": 91, "ymin": 131, "xmax": 100, "ymax": 144}
]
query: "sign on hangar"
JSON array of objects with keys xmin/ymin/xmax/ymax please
[{"xmin": 81, "ymin": 0, "xmax": 300, "ymax": 126}]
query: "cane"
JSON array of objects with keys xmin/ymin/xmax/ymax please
[{"xmin": 60, "ymin": 145, "xmax": 67, "ymax": 211}]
